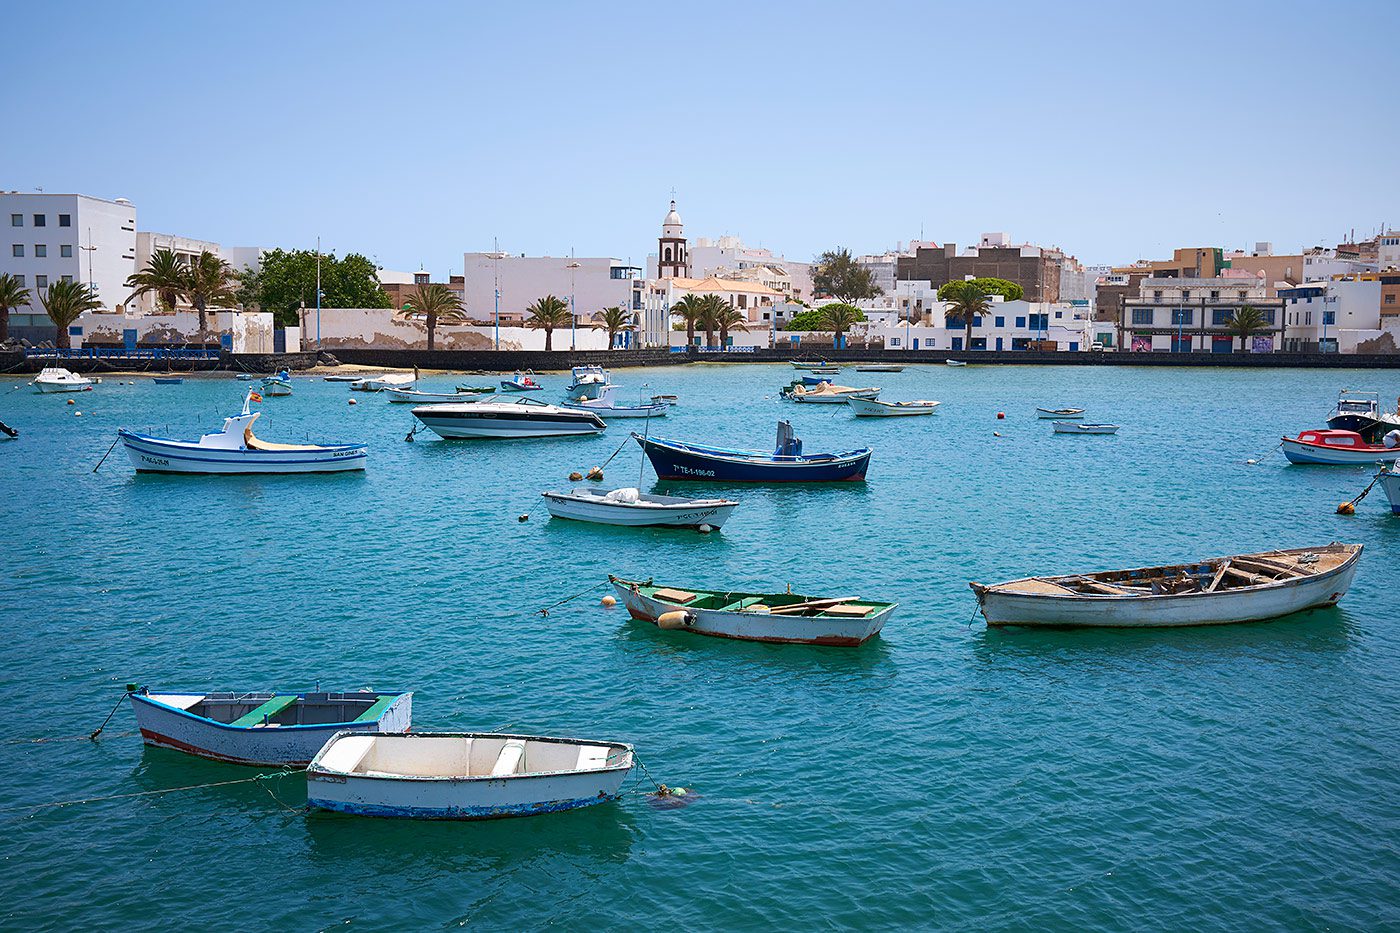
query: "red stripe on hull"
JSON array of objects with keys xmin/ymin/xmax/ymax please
[{"xmin": 138, "ymin": 728, "xmax": 311, "ymax": 768}]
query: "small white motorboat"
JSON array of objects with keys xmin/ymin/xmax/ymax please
[
  {"xmin": 261, "ymin": 370, "xmax": 293, "ymax": 396},
  {"xmin": 542, "ymin": 487, "xmax": 738, "ymax": 528},
  {"xmin": 945, "ymin": 359, "xmax": 967, "ymax": 367},
  {"xmin": 1280, "ymin": 429, "xmax": 1400, "ymax": 465},
  {"xmin": 306, "ymin": 731, "xmax": 635, "ymax": 820},
  {"xmin": 118, "ymin": 389, "xmax": 368, "ymax": 473},
  {"xmin": 1037, "ymin": 407, "xmax": 1084, "ymax": 419},
  {"xmin": 847, "ymin": 397, "xmax": 939, "ymax": 417},
  {"xmin": 971, "ymin": 543, "xmax": 1363, "ymax": 628},
  {"xmin": 351, "ymin": 373, "xmax": 416, "ymax": 392},
  {"xmin": 566, "ymin": 365, "xmax": 611, "ymax": 400},
  {"xmin": 412, "ymin": 397, "xmax": 606, "ymax": 439},
  {"xmin": 501, "ymin": 372, "xmax": 544, "ymax": 392},
  {"xmin": 1053, "ymin": 422, "xmax": 1119, "ymax": 435},
  {"xmin": 783, "ymin": 382, "xmax": 881, "ymax": 404},
  {"xmin": 386, "ymin": 387, "xmax": 490, "ymax": 404},
  {"xmin": 130, "ymin": 688, "xmax": 411, "ymax": 766},
  {"xmin": 33, "ymin": 367, "xmax": 94, "ymax": 393},
  {"xmin": 790, "ymin": 360, "xmax": 833, "ymax": 371}
]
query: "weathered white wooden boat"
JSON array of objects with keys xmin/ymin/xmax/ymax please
[
  {"xmin": 847, "ymin": 397, "xmax": 940, "ymax": 417},
  {"xmin": 610, "ymin": 576, "xmax": 896, "ymax": 645},
  {"xmin": 128, "ymin": 687, "xmax": 411, "ymax": 766},
  {"xmin": 1037, "ymin": 407, "xmax": 1084, "ymax": 419},
  {"xmin": 855, "ymin": 364, "xmax": 905, "ymax": 373},
  {"xmin": 33, "ymin": 367, "xmax": 94, "ymax": 393},
  {"xmin": 386, "ymin": 387, "xmax": 489, "ymax": 404},
  {"xmin": 559, "ymin": 397, "xmax": 669, "ymax": 418},
  {"xmin": 325, "ymin": 372, "xmax": 383, "ymax": 382},
  {"xmin": 351, "ymin": 373, "xmax": 415, "ymax": 392},
  {"xmin": 1280, "ymin": 429, "xmax": 1400, "ymax": 465},
  {"xmin": 118, "ymin": 390, "xmax": 367, "ymax": 473},
  {"xmin": 1377, "ymin": 462, "xmax": 1400, "ymax": 514},
  {"xmin": 306, "ymin": 732, "xmax": 634, "ymax": 819},
  {"xmin": 412, "ymin": 397, "xmax": 605, "ymax": 438},
  {"xmin": 1052, "ymin": 421, "xmax": 1119, "ymax": 434},
  {"xmin": 261, "ymin": 371, "xmax": 293, "ymax": 396},
  {"xmin": 970, "ymin": 543, "xmax": 1363, "ymax": 628},
  {"xmin": 790, "ymin": 360, "xmax": 834, "ymax": 371},
  {"xmin": 783, "ymin": 382, "xmax": 881, "ymax": 404},
  {"xmin": 542, "ymin": 487, "xmax": 738, "ymax": 528}
]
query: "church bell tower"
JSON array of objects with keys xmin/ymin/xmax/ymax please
[{"xmin": 658, "ymin": 199, "xmax": 688, "ymax": 279}]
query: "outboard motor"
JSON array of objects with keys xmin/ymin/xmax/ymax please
[{"xmin": 774, "ymin": 420, "xmax": 802, "ymax": 457}]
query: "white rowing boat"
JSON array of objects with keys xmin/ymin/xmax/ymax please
[
  {"xmin": 386, "ymin": 387, "xmax": 490, "ymax": 404},
  {"xmin": 847, "ymin": 397, "xmax": 939, "ymax": 417},
  {"xmin": 306, "ymin": 732, "xmax": 634, "ymax": 819},
  {"xmin": 1052, "ymin": 422, "xmax": 1119, "ymax": 434},
  {"xmin": 1037, "ymin": 407, "xmax": 1084, "ymax": 419},
  {"xmin": 542, "ymin": 487, "xmax": 737, "ymax": 528},
  {"xmin": 970, "ymin": 543, "xmax": 1363, "ymax": 628}
]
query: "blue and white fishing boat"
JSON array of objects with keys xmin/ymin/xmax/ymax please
[
  {"xmin": 500, "ymin": 372, "xmax": 544, "ymax": 392},
  {"xmin": 152, "ymin": 376, "xmax": 184, "ymax": 385},
  {"xmin": 128, "ymin": 687, "xmax": 412, "ymax": 767},
  {"xmin": 117, "ymin": 389, "xmax": 368, "ymax": 473},
  {"xmin": 261, "ymin": 370, "xmax": 293, "ymax": 396},
  {"xmin": 306, "ymin": 732, "xmax": 634, "ymax": 819},
  {"xmin": 1376, "ymin": 462, "xmax": 1400, "ymax": 514},
  {"xmin": 636, "ymin": 421, "xmax": 871, "ymax": 482},
  {"xmin": 566, "ymin": 365, "xmax": 611, "ymax": 400}
]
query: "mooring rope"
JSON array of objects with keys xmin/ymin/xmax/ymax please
[
  {"xmin": 1245, "ymin": 441, "xmax": 1283, "ymax": 465},
  {"xmin": 537, "ymin": 580, "xmax": 611, "ymax": 617},
  {"xmin": 0, "ymin": 769, "xmax": 303, "ymax": 816},
  {"xmin": 1337, "ymin": 472, "xmax": 1384, "ymax": 514}
]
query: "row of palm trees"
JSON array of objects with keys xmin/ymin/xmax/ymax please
[
  {"xmin": 672, "ymin": 294, "xmax": 748, "ymax": 348},
  {"xmin": 0, "ymin": 274, "xmax": 103, "ymax": 348},
  {"xmin": 516, "ymin": 295, "xmax": 637, "ymax": 351},
  {"xmin": 124, "ymin": 248, "xmax": 239, "ymax": 332}
]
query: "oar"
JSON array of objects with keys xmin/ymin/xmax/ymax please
[{"xmin": 767, "ymin": 596, "xmax": 860, "ymax": 615}]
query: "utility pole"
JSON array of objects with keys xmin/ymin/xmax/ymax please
[
  {"xmin": 79, "ymin": 227, "xmax": 97, "ymax": 295},
  {"xmin": 315, "ymin": 236, "xmax": 322, "ymax": 348}
]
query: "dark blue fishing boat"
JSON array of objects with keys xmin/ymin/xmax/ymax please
[{"xmin": 635, "ymin": 421, "xmax": 871, "ymax": 482}]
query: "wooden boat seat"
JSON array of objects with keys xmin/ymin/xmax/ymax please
[
  {"xmin": 232, "ymin": 695, "xmax": 299, "ymax": 727},
  {"xmin": 654, "ymin": 588, "xmax": 698, "ymax": 604},
  {"xmin": 824, "ymin": 604, "xmax": 874, "ymax": 617},
  {"xmin": 352, "ymin": 695, "xmax": 395, "ymax": 723}
]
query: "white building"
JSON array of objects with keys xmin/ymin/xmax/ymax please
[
  {"xmin": 1381, "ymin": 231, "xmax": 1400, "ymax": 270},
  {"xmin": 1279, "ymin": 278, "xmax": 1394, "ymax": 353},
  {"xmin": 870, "ymin": 297, "xmax": 1100, "ymax": 352},
  {"xmin": 461, "ymin": 251, "xmax": 643, "ymax": 337},
  {"xmin": 2, "ymin": 191, "xmax": 137, "ymax": 318},
  {"xmin": 132, "ymin": 232, "xmax": 263, "ymax": 314},
  {"xmin": 656, "ymin": 234, "xmax": 814, "ymax": 302}
]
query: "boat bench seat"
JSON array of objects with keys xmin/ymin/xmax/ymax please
[
  {"xmin": 654, "ymin": 588, "xmax": 698, "ymax": 604},
  {"xmin": 719, "ymin": 597, "xmax": 767, "ymax": 612},
  {"xmin": 232, "ymin": 695, "xmax": 299, "ymax": 727},
  {"xmin": 824, "ymin": 604, "xmax": 874, "ymax": 617},
  {"xmin": 352, "ymin": 695, "xmax": 396, "ymax": 723},
  {"xmin": 492, "ymin": 740, "xmax": 526, "ymax": 777}
]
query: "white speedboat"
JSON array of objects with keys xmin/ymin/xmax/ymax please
[
  {"xmin": 566, "ymin": 365, "xmax": 611, "ymax": 400},
  {"xmin": 306, "ymin": 731, "xmax": 634, "ymax": 820},
  {"xmin": 118, "ymin": 390, "xmax": 368, "ymax": 473},
  {"xmin": 351, "ymin": 373, "xmax": 415, "ymax": 392},
  {"xmin": 971, "ymin": 543, "xmax": 1363, "ymax": 628},
  {"xmin": 847, "ymin": 397, "xmax": 939, "ymax": 417},
  {"xmin": 412, "ymin": 397, "xmax": 606, "ymax": 439},
  {"xmin": 1053, "ymin": 422, "xmax": 1119, "ymax": 435},
  {"xmin": 542, "ymin": 487, "xmax": 737, "ymax": 528},
  {"xmin": 1326, "ymin": 390, "xmax": 1400, "ymax": 442},
  {"xmin": 386, "ymin": 387, "xmax": 490, "ymax": 404},
  {"xmin": 33, "ymin": 367, "xmax": 94, "ymax": 393}
]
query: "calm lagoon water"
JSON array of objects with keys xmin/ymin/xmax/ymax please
[{"xmin": 1, "ymin": 363, "xmax": 1397, "ymax": 930}]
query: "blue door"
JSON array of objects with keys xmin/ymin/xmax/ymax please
[
  {"xmin": 952, "ymin": 337, "xmax": 963, "ymax": 351},
  {"xmin": 995, "ymin": 337, "xmax": 1003, "ymax": 351},
  {"xmin": 912, "ymin": 338, "xmax": 919, "ymax": 350},
  {"xmin": 1069, "ymin": 342, "xmax": 1078, "ymax": 352},
  {"xmin": 123, "ymin": 329, "xmax": 138, "ymax": 350}
]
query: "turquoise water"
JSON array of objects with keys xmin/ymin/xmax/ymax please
[{"xmin": 2, "ymin": 364, "xmax": 1397, "ymax": 930}]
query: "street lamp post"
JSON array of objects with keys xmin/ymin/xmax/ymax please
[
  {"xmin": 566, "ymin": 259, "xmax": 581, "ymax": 351},
  {"xmin": 315, "ymin": 236, "xmax": 322, "ymax": 349}
]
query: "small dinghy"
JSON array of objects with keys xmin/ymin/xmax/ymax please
[
  {"xmin": 855, "ymin": 364, "xmax": 905, "ymax": 373},
  {"xmin": 543, "ymin": 487, "xmax": 738, "ymax": 528},
  {"xmin": 1037, "ymin": 407, "xmax": 1084, "ymax": 419},
  {"xmin": 847, "ymin": 397, "xmax": 940, "ymax": 417},
  {"xmin": 129, "ymin": 687, "xmax": 411, "ymax": 766},
  {"xmin": 456, "ymin": 384, "xmax": 496, "ymax": 394},
  {"xmin": 1053, "ymin": 422, "xmax": 1119, "ymax": 435},
  {"xmin": 152, "ymin": 377, "xmax": 184, "ymax": 385},
  {"xmin": 1281, "ymin": 428, "xmax": 1400, "ymax": 465},
  {"xmin": 945, "ymin": 359, "xmax": 968, "ymax": 367},
  {"xmin": 118, "ymin": 389, "xmax": 368, "ymax": 473},
  {"xmin": 500, "ymin": 372, "xmax": 544, "ymax": 392},
  {"xmin": 234, "ymin": 372, "xmax": 264, "ymax": 381},
  {"xmin": 325, "ymin": 372, "xmax": 382, "ymax": 382},
  {"xmin": 637, "ymin": 420, "xmax": 871, "ymax": 482},
  {"xmin": 386, "ymin": 387, "xmax": 489, "ymax": 404},
  {"xmin": 560, "ymin": 398, "xmax": 669, "ymax": 419},
  {"xmin": 610, "ymin": 576, "xmax": 897, "ymax": 645},
  {"xmin": 261, "ymin": 370, "xmax": 293, "ymax": 396},
  {"xmin": 306, "ymin": 732, "xmax": 634, "ymax": 820},
  {"xmin": 33, "ymin": 367, "xmax": 93, "ymax": 393},
  {"xmin": 782, "ymin": 382, "xmax": 881, "ymax": 404},
  {"xmin": 412, "ymin": 397, "xmax": 605, "ymax": 438},
  {"xmin": 790, "ymin": 360, "xmax": 833, "ymax": 371},
  {"xmin": 351, "ymin": 372, "xmax": 415, "ymax": 392},
  {"xmin": 971, "ymin": 543, "xmax": 1363, "ymax": 628}
]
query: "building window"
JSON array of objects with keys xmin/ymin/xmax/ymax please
[
  {"xmin": 35, "ymin": 275, "xmax": 48, "ymax": 288},
  {"xmin": 11, "ymin": 244, "xmax": 21, "ymax": 257},
  {"xmin": 13, "ymin": 274, "xmax": 22, "ymax": 286},
  {"xmin": 1131, "ymin": 308, "xmax": 1153, "ymax": 326},
  {"xmin": 1323, "ymin": 311, "xmax": 1335, "ymax": 325},
  {"xmin": 1305, "ymin": 312, "xmax": 1312, "ymax": 325},
  {"xmin": 60, "ymin": 244, "xmax": 72, "ymax": 258},
  {"xmin": 1028, "ymin": 314, "xmax": 1048, "ymax": 330},
  {"xmin": 61, "ymin": 274, "xmax": 73, "ymax": 283},
  {"xmin": 1054, "ymin": 311, "xmax": 1062, "ymax": 319},
  {"xmin": 58, "ymin": 214, "xmax": 71, "ymax": 227},
  {"xmin": 10, "ymin": 214, "xmax": 21, "ymax": 227},
  {"xmin": 1015, "ymin": 316, "xmax": 1026, "ymax": 328},
  {"xmin": 1153, "ymin": 290, "xmax": 1163, "ymax": 299},
  {"xmin": 33, "ymin": 214, "xmax": 45, "ymax": 227},
  {"xmin": 1386, "ymin": 294, "xmax": 1396, "ymax": 305},
  {"xmin": 1212, "ymin": 309, "xmax": 1232, "ymax": 325},
  {"xmin": 1238, "ymin": 291, "xmax": 1247, "ymax": 300},
  {"xmin": 34, "ymin": 244, "xmax": 46, "ymax": 258},
  {"xmin": 1171, "ymin": 309, "xmax": 1193, "ymax": 326},
  {"xmin": 1210, "ymin": 290, "xmax": 1219, "ymax": 299},
  {"xmin": 994, "ymin": 316, "xmax": 1004, "ymax": 327}
]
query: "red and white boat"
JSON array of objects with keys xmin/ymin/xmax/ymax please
[{"xmin": 1280, "ymin": 429, "xmax": 1400, "ymax": 465}]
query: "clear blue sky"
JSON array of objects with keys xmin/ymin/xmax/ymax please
[{"xmin": 4, "ymin": 0, "xmax": 1395, "ymax": 275}]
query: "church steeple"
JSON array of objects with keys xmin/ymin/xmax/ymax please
[{"xmin": 658, "ymin": 198, "xmax": 687, "ymax": 279}]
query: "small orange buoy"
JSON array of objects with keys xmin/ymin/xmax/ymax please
[
  {"xmin": 67, "ymin": 399, "xmax": 75, "ymax": 405},
  {"xmin": 996, "ymin": 412, "xmax": 1005, "ymax": 419},
  {"xmin": 1336, "ymin": 502, "xmax": 1355, "ymax": 515},
  {"xmin": 568, "ymin": 471, "xmax": 583, "ymax": 481},
  {"xmin": 600, "ymin": 595, "xmax": 617, "ymax": 608}
]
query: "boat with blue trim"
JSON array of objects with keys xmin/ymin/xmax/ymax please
[
  {"xmin": 635, "ymin": 420, "xmax": 871, "ymax": 482},
  {"xmin": 128, "ymin": 687, "xmax": 412, "ymax": 767},
  {"xmin": 500, "ymin": 371, "xmax": 544, "ymax": 392},
  {"xmin": 566, "ymin": 365, "xmax": 611, "ymax": 400},
  {"xmin": 117, "ymin": 389, "xmax": 367, "ymax": 473},
  {"xmin": 306, "ymin": 732, "xmax": 633, "ymax": 820}
]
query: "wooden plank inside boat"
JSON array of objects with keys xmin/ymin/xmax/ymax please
[{"xmin": 654, "ymin": 588, "xmax": 698, "ymax": 603}]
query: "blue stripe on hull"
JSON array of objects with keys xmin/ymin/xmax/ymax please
[{"xmin": 308, "ymin": 794, "xmax": 621, "ymax": 820}]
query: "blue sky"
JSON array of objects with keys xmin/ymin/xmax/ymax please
[{"xmin": 4, "ymin": 1, "xmax": 1396, "ymax": 275}]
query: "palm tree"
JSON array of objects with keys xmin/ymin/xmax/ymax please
[
  {"xmin": 1226, "ymin": 305, "xmax": 1269, "ymax": 352},
  {"xmin": 37, "ymin": 279, "xmax": 102, "ymax": 349},
  {"xmin": 596, "ymin": 305, "xmax": 634, "ymax": 349},
  {"xmin": 524, "ymin": 294, "xmax": 572, "ymax": 351},
  {"xmin": 696, "ymin": 293, "xmax": 732, "ymax": 348},
  {"xmin": 404, "ymin": 283, "xmax": 466, "ymax": 350},
  {"xmin": 124, "ymin": 248, "xmax": 187, "ymax": 314},
  {"xmin": 819, "ymin": 303, "xmax": 863, "ymax": 348},
  {"xmin": 941, "ymin": 280, "xmax": 991, "ymax": 351},
  {"xmin": 717, "ymin": 301, "xmax": 749, "ymax": 348},
  {"xmin": 0, "ymin": 273, "xmax": 31, "ymax": 344},
  {"xmin": 183, "ymin": 250, "xmax": 238, "ymax": 333},
  {"xmin": 672, "ymin": 294, "xmax": 706, "ymax": 347}
]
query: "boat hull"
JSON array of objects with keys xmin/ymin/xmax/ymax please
[
  {"xmin": 974, "ymin": 550, "xmax": 1362, "ymax": 628},
  {"xmin": 637, "ymin": 436, "xmax": 871, "ymax": 482},
  {"xmin": 1327, "ymin": 412, "xmax": 1400, "ymax": 443},
  {"xmin": 412, "ymin": 407, "xmax": 604, "ymax": 438},
  {"xmin": 1281, "ymin": 437, "xmax": 1400, "ymax": 465},
  {"xmin": 1378, "ymin": 470, "xmax": 1400, "ymax": 514},
  {"xmin": 386, "ymin": 389, "xmax": 486, "ymax": 403},
  {"xmin": 130, "ymin": 693, "xmax": 411, "ymax": 767},
  {"xmin": 847, "ymin": 398, "xmax": 937, "ymax": 417},
  {"xmin": 560, "ymin": 402, "xmax": 668, "ymax": 418},
  {"xmin": 119, "ymin": 431, "xmax": 367, "ymax": 474},
  {"xmin": 35, "ymin": 381, "xmax": 92, "ymax": 393},
  {"xmin": 542, "ymin": 492, "xmax": 736, "ymax": 528},
  {"xmin": 1053, "ymin": 422, "xmax": 1118, "ymax": 434},
  {"xmin": 612, "ymin": 582, "xmax": 892, "ymax": 645}
]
